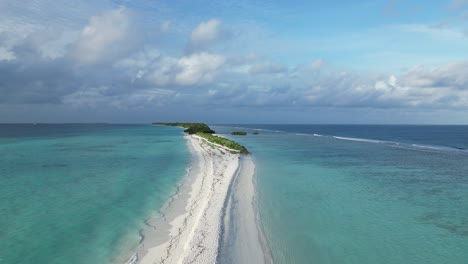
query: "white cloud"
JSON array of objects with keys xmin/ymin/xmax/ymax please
[
  {"xmin": 189, "ymin": 19, "xmax": 222, "ymax": 50},
  {"xmin": 369, "ymin": 62, "xmax": 468, "ymax": 108},
  {"xmin": 1, "ymin": 1, "xmax": 467, "ymax": 123},
  {"xmin": 220, "ymin": 60, "xmax": 468, "ymax": 110},
  {"xmin": 401, "ymin": 62, "xmax": 468, "ymax": 89},
  {"xmin": 72, "ymin": 7, "xmax": 132, "ymax": 64},
  {"xmin": 0, "ymin": 0, "xmax": 120, "ymax": 62},
  {"xmin": 175, "ymin": 52, "xmax": 225, "ymax": 85},
  {"xmin": 0, "ymin": 47, "xmax": 15, "ymax": 61},
  {"xmin": 28, "ymin": 29, "xmax": 79, "ymax": 60},
  {"xmin": 0, "ymin": 18, "xmax": 41, "ymax": 60},
  {"xmin": 115, "ymin": 49, "xmax": 171, "ymax": 84},
  {"xmin": 116, "ymin": 49, "xmax": 226, "ymax": 87},
  {"xmin": 146, "ymin": 56, "xmax": 178, "ymax": 86}
]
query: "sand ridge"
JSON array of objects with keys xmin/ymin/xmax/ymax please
[{"xmin": 134, "ymin": 135, "xmax": 241, "ymax": 264}]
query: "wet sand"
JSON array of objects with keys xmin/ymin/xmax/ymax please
[{"xmin": 125, "ymin": 135, "xmax": 269, "ymax": 264}]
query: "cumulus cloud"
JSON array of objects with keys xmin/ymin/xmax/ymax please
[
  {"xmin": 197, "ymin": 60, "xmax": 468, "ymax": 110},
  {"xmin": 191, "ymin": 19, "xmax": 221, "ymax": 44},
  {"xmin": 372, "ymin": 76, "xmax": 463, "ymax": 108},
  {"xmin": 18, "ymin": 29, "xmax": 79, "ymax": 60},
  {"xmin": 0, "ymin": 47, "xmax": 15, "ymax": 61},
  {"xmin": 306, "ymin": 62, "xmax": 468, "ymax": 109},
  {"xmin": 175, "ymin": 52, "xmax": 225, "ymax": 85},
  {"xmin": 117, "ymin": 50, "xmax": 226, "ymax": 87},
  {"xmin": 72, "ymin": 7, "xmax": 133, "ymax": 64},
  {"xmin": 145, "ymin": 56, "xmax": 179, "ymax": 86},
  {"xmin": 188, "ymin": 19, "xmax": 224, "ymax": 51},
  {"xmin": 401, "ymin": 62, "xmax": 468, "ymax": 89},
  {"xmin": 1, "ymin": 1, "xmax": 467, "ymax": 123}
]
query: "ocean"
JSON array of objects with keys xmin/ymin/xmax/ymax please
[
  {"xmin": 0, "ymin": 124, "xmax": 189, "ymax": 264},
  {"xmin": 2, "ymin": 124, "xmax": 468, "ymax": 264},
  {"xmin": 214, "ymin": 125, "xmax": 468, "ymax": 264}
]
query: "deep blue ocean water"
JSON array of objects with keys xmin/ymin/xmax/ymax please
[
  {"xmin": 214, "ymin": 125, "xmax": 468, "ymax": 264},
  {"xmin": 0, "ymin": 124, "xmax": 189, "ymax": 264}
]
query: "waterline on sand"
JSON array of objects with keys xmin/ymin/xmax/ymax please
[
  {"xmin": 217, "ymin": 155, "xmax": 273, "ymax": 264},
  {"xmin": 125, "ymin": 135, "xmax": 268, "ymax": 263}
]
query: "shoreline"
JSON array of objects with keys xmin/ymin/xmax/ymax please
[{"xmin": 125, "ymin": 134, "xmax": 269, "ymax": 264}]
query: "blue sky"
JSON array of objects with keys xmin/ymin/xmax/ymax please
[{"xmin": 0, "ymin": 0, "xmax": 467, "ymax": 123}]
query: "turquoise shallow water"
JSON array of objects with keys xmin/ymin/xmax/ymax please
[
  {"xmin": 0, "ymin": 124, "xmax": 189, "ymax": 264},
  {"xmin": 3, "ymin": 124, "xmax": 468, "ymax": 264},
  {"xmin": 214, "ymin": 125, "xmax": 468, "ymax": 264}
]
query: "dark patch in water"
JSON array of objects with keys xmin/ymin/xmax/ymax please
[
  {"xmin": 435, "ymin": 223, "xmax": 468, "ymax": 237},
  {"xmin": 83, "ymin": 145, "xmax": 115, "ymax": 152},
  {"xmin": 418, "ymin": 212, "xmax": 443, "ymax": 222},
  {"xmin": 42, "ymin": 164, "xmax": 69, "ymax": 168},
  {"xmin": 58, "ymin": 148, "xmax": 72, "ymax": 152},
  {"xmin": 150, "ymin": 140, "xmax": 173, "ymax": 143},
  {"xmin": 418, "ymin": 212, "xmax": 468, "ymax": 237},
  {"xmin": 51, "ymin": 143, "xmax": 67, "ymax": 147},
  {"xmin": 422, "ymin": 187, "xmax": 445, "ymax": 196}
]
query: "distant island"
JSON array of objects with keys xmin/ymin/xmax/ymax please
[
  {"xmin": 153, "ymin": 123, "xmax": 249, "ymax": 154},
  {"xmin": 231, "ymin": 131, "xmax": 247, "ymax": 136}
]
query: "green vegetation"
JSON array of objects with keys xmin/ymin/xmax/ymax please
[
  {"xmin": 196, "ymin": 132, "xmax": 249, "ymax": 154},
  {"xmin": 183, "ymin": 124, "xmax": 215, "ymax": 134},
  {"xmin": 231, "ymin": 131, "xmax": 247, "ymax": 136},
  {"xmin": 152, "ymin": 122, "xmax": 215, "ymax": 134},
  {"xmin": 153, "ymin": 122, "xmax": 249, "ymax": 154}
]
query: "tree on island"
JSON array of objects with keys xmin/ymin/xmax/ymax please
[
  {"xmin": 153, "ymin": 122, "xmax": 249, "ymax": 154},
  {"xmin": 231, "ymin": 131, "xmax": 247, "ymax": 135},
  {"xmin": 153, "ymin": 122, "xmax": 215, "ymax": 134}
]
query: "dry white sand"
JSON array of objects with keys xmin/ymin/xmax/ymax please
[{"xmin": 124, "ymin": 134, "xmax": 268, "ymax": 264}]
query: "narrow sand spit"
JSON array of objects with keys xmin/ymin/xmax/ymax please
[
  {"xmin": 125, "ymin": 134, "xmax": 267, "ymax": 264},
  {"xmin": 217, "ymin": 155, "xmax": 272, "ymax": 264}
]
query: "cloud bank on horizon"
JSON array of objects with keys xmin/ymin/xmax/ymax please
[{"xmin": 0, "ymin": 0, "xmax": 467, "ymax": 124}]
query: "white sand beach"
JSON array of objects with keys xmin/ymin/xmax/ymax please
[{"xmin": 125, "ymin": 135, "xmax": 269, "ymax": 264}]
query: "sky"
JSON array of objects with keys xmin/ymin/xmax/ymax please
[{"xmin": 0, "ymin": 0, "xmax": 467, "ymax": 124}]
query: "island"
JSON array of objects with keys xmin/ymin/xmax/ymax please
[
  {"xmin": 153, "ymin": 123, "xmax": 249, "ymax": 154},
  {"xmin": 131, "ymin": 122, "xmax": 265, "ymax": 264},
  {"xmin": 231, "ymin": 131, "xmax": 247, "ymax": 136}
]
